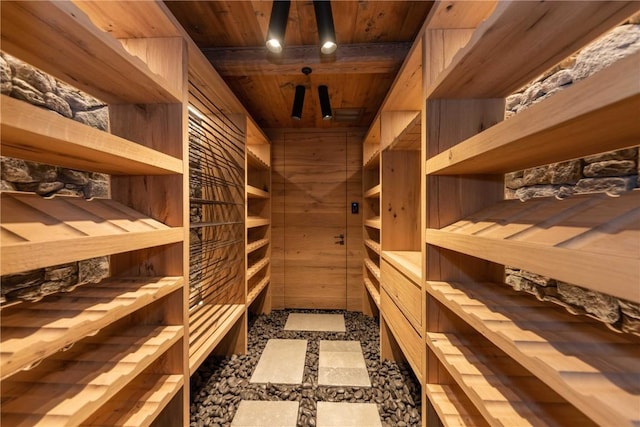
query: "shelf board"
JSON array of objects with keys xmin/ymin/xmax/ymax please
[
  {"xmin": 247, "ymin": 146, "xmax": 270, "ymax": 170},
  {"xmin": 1, "ymin": 192, "xmax": 184, "ymax": 275},
  {"xmin": 363, "ymin": 277, "xmax": 380, "ymax": 308},
  {"xmin": 364, "ymin": 184, "xmax": 381, "ymax": 199},
  {"xmin": 364, "ymin": 239, "xmax": 381, "ymax": 255},
  {"xmin": 425, "ymin": 190, "xmax": 640, "ymax": 303},
  {"xmin": 246, "ymin": 185, "xmax": 270, "ymax": 199},
  {"xmin": 1, "ymin": 325, "xmax": 182, "ymax": 426},
  {"xmin": 80, "ymin": 374, "xmax": 183, "ymax": 427},
  {"xmin": 247, "ymin": 275, "xmax": 270, "ymax": 306},
  {"xmin": 428, "ymin": 280, "xmax": 640, "ymax": 427},
  {"xmin": 386, "ymin": 111, "xmax": 421, "ymax": 151},
  {"xmin": 382, "ymin": 251, "xmax": 421, "ymax": 284},
  {"xmin": 428, "ymin": 332, "xmax": 597, "ymax": 427},
  {"xmin": 426, "ymin": 384, "xmax": 489, "ymax": 427},
  {"xmin": 246, "ymin": 238, "xmax": 270, "ymax": 254},
  {"xmin": 1, "ymin": 276, "xmax": 182, "ymax": 380},
  {"xmin": 1, "ymin": 95, "xmax": 183, "ymax": 175},
  {"xmin": 364, "ymin": 217, "xmax": 381, "ymax": 229},
  {"xmin": 189, "ymin": 303, "xmax": 245, "ymax": 374},
  {"xmin": 427, "ymin": 53, "xmax": 640, "ymax": 175},
  {"xmin": 0, "ymin": 1, "xmax": 181, "ymax": 104},
  {"xmin": 427, "ymin": 2, "xmax": 639, "ymax": 98},
  {"xmin": 246, "ymin": 216, "xmax": 270, "ymax": 228},
  {"xmin": 247, "ymin": 257, "xmax": 269, "ymax": 281},
  {"xmin": 364, "ymin": 258, "xmax": 381, "ymax": 281}
]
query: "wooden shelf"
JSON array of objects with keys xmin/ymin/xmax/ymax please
[
  {"xmin": 427, "ymin": 332, "xmax": 596, "ymax": 427},
  {"xmin": 364, "ymin": 239, "xmax": 381, "ymax": 255},
  {"xmin": 363, "ymin": 277, "xmax": 380, "ymax": 308},
  {"xmin": 386, "ymin": 111, "xmax": 421, "ymax": 151},
  {"xmin": 189, "ymin": 303, "xmax": 245, "ymax": 374},
  {"xmin": 425, "ymin": 190, "xmax": 640, "ymax": 303},
  {"xmin": 428, "ymin": 280, "xmax": 640, "ymax": 427},
  {"xmin": 1, "ymin": 192, "xmax": 184, "ymax": 275},
  {"xmin": 364, "ymin": 217, "xmax": 381, "ymax": 229},
  {"xmin": 81, "ymin": 374, "xmax": 183, "ymax": 427},
  {"xmin": 426, "ymin": 53, "xmax": 640, "ymax": 175},
  {"xmin": 1, "ymin": 95, "xmax": 182, "ymax": 175},
  {"xmin": 426, "ymin": 384, "xmax": 488, "ymax": 427},
  {"xmin": 247, "ymin": 146, "xmax": 270, "ymax": 170},
  {"xmin": 382, "ymin": 251, "xmax": 421, "ymax": 284},
  {"xmin": 247, "ymin": 257, "xmax": 269, "ymax": 281},
  {"xmin": 364, "ymin": 184, "xmax": 381, "ymax": 199},
  {"xmin": 246, "ymin": 185, "xmax": 269, "ymax": 199},
  {"xmin": 1, "ymin": 276, "xmax": 182, "ymax": 380},
  {"xmin": 364, "ymin": 258, "xmax": 381, "ymax": 281},
  {"xmin": 1, "ymin": 325, "xmax": 183, "ymax": 426},
  {"xmin": 246, "ymin": 216, "xmax": 270, "ymax": 228},
  {"xmin": 0, "ymin": 1, "xmax": 181, "ymax": 104},
  {"xmin": 247, "ymin": 276, "xmax": 270, "ymax": 306},
  {"xmin": 427, "ymin": 2, "xmax": 639, "ymax": 98},
  {"xmin": 246, "ymin": 238, "xmax": 270, "ymax": 254}
]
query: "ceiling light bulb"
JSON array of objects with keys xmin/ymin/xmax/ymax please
[
  {"xmin": 266, "ymin": 38, "xmax": 283, "ymax": 53},
  {"xmin": 321, "ymin": 41, "xmax": 337, "ymax": 55}
]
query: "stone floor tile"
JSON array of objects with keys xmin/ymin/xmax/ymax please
[
  {"xmin": 231, "ymin": 400, "xmax": 299, "ymax": 426},
  {"xmin": 250, "ymin": 339, "xmax": 307, "ymax": 384},
  {"xmin": 318, "ymin": 340, "xmax": 371, "ymax": 387},
  {"xmin": 316, "ymin": 402, "xmax": 382, "ymax": 427},
  {"xmin": 284, "ymin": 313, "xmax": 346, "ymax": 332}
]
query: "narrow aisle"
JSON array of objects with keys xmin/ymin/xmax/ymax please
[{"xmin": 190, "ymin": 310, "xmax": 421, "ymax": 427}]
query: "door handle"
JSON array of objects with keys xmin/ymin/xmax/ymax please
[
  {"xmin": 334, "ymin": 234, "xmax": 344, "ymax": 239},
  {"xmin": 334, "ymin": 233, "xmax": 344, "ymax": 245}
]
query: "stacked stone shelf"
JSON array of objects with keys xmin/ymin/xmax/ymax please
[
  {"xmin": 426, "ymin": 53, "xmax": 640, "ymax": 175},
  {"xmin": 426, "ymin": 2, "xmax": 639, "ymax": 99},
  {"xmin": 1, "ymin": 192, "xmax": 183, "ymax": 275},
  {"xmin": 188, "ymin": 304, "xmax": 245, "ymax": 375},
  {"xmin": 1, "ymin": 95, "xmax": 182, "ymax": 176},
  {"xmin": 426, "ymin": 190, "xmax": 640, "ymax": 302},
  {"xmin": 0, "ymin": 1, "xmax": 181, "ymax": 104},
  {"xmin": 428, "ymin": 280, "xmax": 640, "ymax": 427},
  {"xmin": 0, "ymin": 1, "xmax": 188, "ymax": 423},
  {"xmin": 1, "ymin": 324, "xmax": 183, "ymax": 426},
  {"xmin": 0, "ymin": 276, "xmax": 182, "ymax": 380},
  {"xmin": 427, "ymin": 331, "xmax": 597, "ymax": 427}
]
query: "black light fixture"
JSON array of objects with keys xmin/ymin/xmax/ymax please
[
  {"xmin": 292, "ymin": 67, "xmax": 311, "ymax": 120},
  {"xmin": 313, "ymin": 1, "xmax": 337, "ymax": 54},
  {"xmin": 318, "ymin": 85, "xmax": 332, "ymax": 120},
  {"xmin": 266, "ymin": 0, "xmax": 290, "ymax": 54}
]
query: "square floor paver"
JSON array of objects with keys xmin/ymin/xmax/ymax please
[
  {"xmin": 250, "ymin": 339, "xmax": 307, "ymax": 384},
  {"xmin": 284, "ymin": 313, "xmax": 346, "ymax": 332},
  {"xmin": 317, "ymin": 402, "xmax": 382, "ymax": 427},
  {"xmin": 318, "ymin": 340, "xmax": 371, "ymax": 387},
  {"xmin": 231, "ymin": 400, "xmax": 299, "ymax": 426}
]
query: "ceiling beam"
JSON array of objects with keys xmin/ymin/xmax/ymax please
[{"xmin": 202, "ymin": 42, "xmax": 412, "ymax": 76}]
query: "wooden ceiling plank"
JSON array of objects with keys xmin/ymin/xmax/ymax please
[{"xmin": 204, "ymin": 42, "xmax": 411, "ymax": 76}]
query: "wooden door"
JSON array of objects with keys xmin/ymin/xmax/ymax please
[{"xmin": 283, "ymin": 132, "xmax": 348, "ymax": 309}]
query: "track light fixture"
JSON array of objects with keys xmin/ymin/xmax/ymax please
[
  {"xmin": 266, "ymin": 0, "xmax": 290, "ymax": 54},
  {"xmin": 318, "ymin": 85, "xmax": 332, "ymax": 120},
  {"xmin": 291, "ymin": 85, "xmax": 305, "ymax": 120},
  {"xmin": 313, "ymin": 1, "xmax": 337, "ymax": 54}
]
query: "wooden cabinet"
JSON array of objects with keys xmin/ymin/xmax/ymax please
[
  {"xmin": 1, "ymin": 1, "xmax": 188, "ymax": 424},
  {"xmin": 246, "ymin": 120, "xmax": 272, "ymax": 314},
  {"xmin": 364, "ymin": 1, "xmax": 640, "ymax": 426}
]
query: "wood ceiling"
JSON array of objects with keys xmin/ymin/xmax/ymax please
[{"xmin": 165, "ymin": 1, "xmax": 434, "ymax": 130}]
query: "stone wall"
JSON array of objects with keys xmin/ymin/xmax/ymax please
[
  {"xmin": 503, "ymin": 22, "xmax": 640, "ymax": 335},
  {"xmin": 1, "ymin": 52, "xmax": 110, "ymax": 304}
]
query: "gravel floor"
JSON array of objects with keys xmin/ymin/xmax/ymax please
[{"xmin": 190, "ymin": 309, "xmax": 422, "ymax": 427}]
